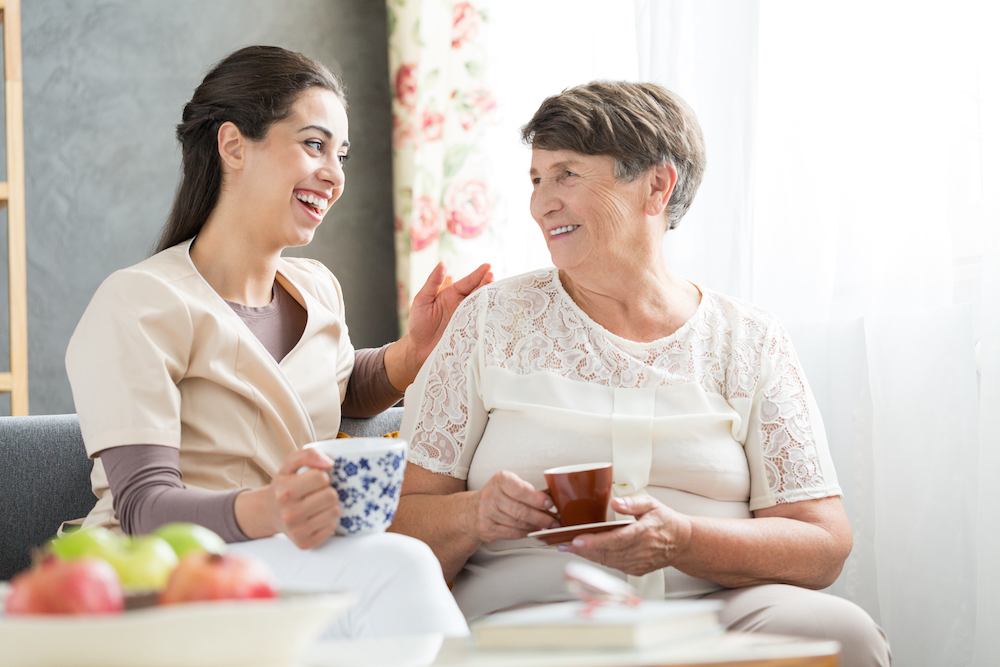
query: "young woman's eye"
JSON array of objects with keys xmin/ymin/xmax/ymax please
[
  {"xmin": 338, "ymin": 153, "xmax": 351, "ymax": 166},
  {"xmin": 305, "ymin": 139, "xmax": 324, "ymax": 152}
]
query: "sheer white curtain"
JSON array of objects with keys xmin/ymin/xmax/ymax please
[
  {"xmin": 480, "ymin": 1, "xmax": 998, "ymax": 664},
  {"xmin": 751, "ymin": 3, "xmax": 997, "ymax": 666}
]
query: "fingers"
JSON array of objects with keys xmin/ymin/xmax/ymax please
[
  {"xmin": 489, "ymin": 470, "xmax": 549, "ymax": 508},
  {"xmin": 279, "ymin": 447, "xmax": 333, "ymax": 476},
  {"xmin": 273, "ymin": 448, "xmax": 342, "ymax": 548},
  {"xmin": 476, "ymin": 471, "xmax": 560, "ymax": 541},
  {"xmin": 449, "ymin": 263, "xmax": 493, "ymax": 296},
  {"xmin": 610, "ymin": 495, "xmax": 659, "ymax": 516},
  {"xmin": 280, "ymin": 487, "xmax": 342, "ymax": 549},
  {"xmin": 411, "ymin": 262, "xmax": 449, "ymax": 306}
]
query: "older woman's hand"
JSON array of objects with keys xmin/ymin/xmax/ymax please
[
  {"xmin": 564, "ymin": 496, "xmax": 693, "ymax": 576},
  {"xmin": 470, "ymin": 471, "xmax": 560, "ymax": 542}
]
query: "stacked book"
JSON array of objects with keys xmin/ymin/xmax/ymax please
[{"xmin": 471, "ymin": 598, "xmax": 723, "ymax": 650}]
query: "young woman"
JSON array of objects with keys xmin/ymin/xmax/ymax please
[{"xmin": 65, "ymin": 45, "xmax": 486, "ymax": 639}]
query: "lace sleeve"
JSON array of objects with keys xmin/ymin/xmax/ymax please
[
  {"xmin": 744, "ymin": 318, "xmax": 841, "ymax": 510},
  {"xmin": 402, "ymin": 290, "xmax": 489, "ymax": 479}
]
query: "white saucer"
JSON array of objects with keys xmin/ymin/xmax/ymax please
[{"xmin": 528, "ymin": 520, "xmax": 633, "ymax": 546}]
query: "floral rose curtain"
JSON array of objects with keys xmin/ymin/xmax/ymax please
[{"xmin": 387, "ymin": 0, "xmax": 500, "ymax": 331}]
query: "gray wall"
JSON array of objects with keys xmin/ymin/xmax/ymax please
[{"xmin": 0, "ymin": 0, "xmax": 397, "ymax": 415}]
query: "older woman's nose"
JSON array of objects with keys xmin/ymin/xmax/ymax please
[{"xmin": 530, "ymin": 182, "xmax": 561, "ymax": 220}]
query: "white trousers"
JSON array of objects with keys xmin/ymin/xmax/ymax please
[{"xmin": 230, "ymin": 532, "xmax": 469, "ymax": 640}]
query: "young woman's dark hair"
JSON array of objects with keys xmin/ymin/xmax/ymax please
[{"xmin": 154, "ymin": 46, "xmax": 347, "ymax": 254}]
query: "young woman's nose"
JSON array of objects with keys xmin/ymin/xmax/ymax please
[{"xmin": 318, "ymin": 156, "xmax": 345, "ymax": 190}]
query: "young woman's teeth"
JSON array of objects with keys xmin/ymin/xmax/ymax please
[
  {"xmin": 549, "ymin": 225, "xmax": 579, "ymax": 236},
  {"xmin": 295, "ymin": 193, "xmax": 325, "ymax": 212}
]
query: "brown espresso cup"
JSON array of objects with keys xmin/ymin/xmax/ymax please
[{"xmin": 543, "ymin": 462, "xmax": 613, "ymax": 526}]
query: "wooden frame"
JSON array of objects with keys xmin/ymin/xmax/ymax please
[{"xmin": 0, "ymin": 0, "xmax": 27, "ymax": 415}]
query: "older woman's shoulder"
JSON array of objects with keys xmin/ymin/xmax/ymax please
[
  {"xmin": 698, "ymin": 287, "xmax": 787, "ymax": 339},
  {"xmin": 470, "ymin": 267, "xmax": 561, "ymax": 303}
]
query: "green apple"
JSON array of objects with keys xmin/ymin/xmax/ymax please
[
  {"xmin": 50, "ymin": 526, "xmax": 122, "ymax": 562},
  {"xmin": 106, "ymin": 535, "xmax": 179, "ymax": 592},
  {"xmin": 154, "ymin": 522, "xmax": 227, "ymax": 559}
]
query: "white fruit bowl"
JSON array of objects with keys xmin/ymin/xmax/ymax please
[{"xmin": 0, "ymin": 591, "xmax": 355, "ymax": 667}]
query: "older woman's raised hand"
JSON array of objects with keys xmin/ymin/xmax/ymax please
[
  {"xmin": 470, "ymin": 471, "xmax": 561, "ymax": 542},
  {"xmin": 563, "ymin": 495, "xmax": 693, "ymax": 577}
]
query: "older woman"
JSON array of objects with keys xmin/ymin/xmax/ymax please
[{"xmin": 391, "ymin": 81, "xmax": 890, "ymax": 665}]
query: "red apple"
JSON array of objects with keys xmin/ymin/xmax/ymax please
[
  {"xmin": 4, "ymin": 555, "xmax": 124, "ymax": 615},
  {"xmin": 158, "ymin": 552, "xmax": 278, "ymax": 605}
]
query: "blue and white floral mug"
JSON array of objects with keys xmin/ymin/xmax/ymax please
[{"xmin": 305, "ymin": 437, "xmax": 408, "ymax": 536}]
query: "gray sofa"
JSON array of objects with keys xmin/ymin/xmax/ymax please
[{"xmin": 0, "ymin": 408, "xmax": 404, "ymax": 581}]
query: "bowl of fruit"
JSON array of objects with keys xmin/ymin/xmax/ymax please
[{"xmin": 0, "ymin": 524, "xmax": 354, "ymax": 667}]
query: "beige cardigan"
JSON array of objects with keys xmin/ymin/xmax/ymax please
[{"xmin": 66, "ymin": 241, "xmax": 354, "ymax": 530}]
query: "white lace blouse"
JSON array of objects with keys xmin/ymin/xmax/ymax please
[{"xmin": 400, "ymin": 268, "xmax": 842, "ymax": 619}]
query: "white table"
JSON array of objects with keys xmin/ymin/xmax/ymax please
[{"xmin": 300, "ymin": 632, "xmax": 840, "ymax": 667}]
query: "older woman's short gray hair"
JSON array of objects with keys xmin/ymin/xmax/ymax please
[{"xmin": 520, "ymin": 81, "xmax": 706, "ymax": 230}]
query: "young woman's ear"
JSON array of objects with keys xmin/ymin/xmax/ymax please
[
  {"xmin": 217, "ymin": 121, "xmax": 246, "ymax": 171},
  {"xmin": 644, "ymin": 162, "xmax": 677, "ymax": 218}
]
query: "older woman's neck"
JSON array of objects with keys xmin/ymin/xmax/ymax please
[{"xmin": 559, "ymin": 260, "xmax": 700, "ymax": 343}]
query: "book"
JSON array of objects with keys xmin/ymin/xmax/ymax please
[{"xmin": 471, "ymin": 599, "xmax": 723, "ymax": 650}]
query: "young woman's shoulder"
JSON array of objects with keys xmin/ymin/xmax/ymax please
[{"xmin": 278, "ymin": 256, "xmax": 345, "ymax": 308}]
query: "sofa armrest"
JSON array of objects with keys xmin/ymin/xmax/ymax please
[{"xmin": 0, "ymin": 414, "xmax": 96, "ymax": 581}]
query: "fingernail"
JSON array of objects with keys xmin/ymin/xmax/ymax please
[
  {"xmin": 542, "ymin": 498, "xmax": 552, "ymax": 508},
  {"xmin": 572, "ymin": 537, "xmax": 585, "ymax": 548},
  {"xmin": 617, "ymin": 497, "xmax": 631, "ymax": 508},
  {"xmin": 557, "ymin": 545, "xmax": 569, "ymax": 552},
  {"xmin": 549, "ymin": 521, "xmax": 560, "ymax": 530}
]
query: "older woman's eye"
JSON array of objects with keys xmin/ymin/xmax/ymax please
[{"xmin": 531, "ymin": 177, "xmax": 541, "ymax": 185}]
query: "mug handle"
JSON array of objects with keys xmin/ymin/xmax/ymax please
[{"xmin": 542, "ymin": 488, "xmax": 562, "ymax": 519}]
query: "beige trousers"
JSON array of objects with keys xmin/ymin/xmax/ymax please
[{"xmin": 702, "ymin": 584, "xmax": 891, "ymax": 667}]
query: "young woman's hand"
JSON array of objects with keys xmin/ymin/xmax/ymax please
[
  {"xmin": 233, "ymin": 449, "xmax": 342, "ymax": 549},
  {"xmin": 385, "ymin": 262, "xmax": 493, "ymax": 390}
]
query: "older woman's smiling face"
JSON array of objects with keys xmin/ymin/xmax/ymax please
[{"xmin": 529, "ymin": 149, "xmax": 651, "ymax": 275}]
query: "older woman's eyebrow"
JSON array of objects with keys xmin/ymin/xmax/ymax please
[{"xmin": 530, "ymin": 161, "xmax": 578, "ymax": 177}]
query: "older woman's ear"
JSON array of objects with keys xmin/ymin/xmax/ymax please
[{"xmin": 644, "ymin": 162, "xmax": 678, "ymax": 219}]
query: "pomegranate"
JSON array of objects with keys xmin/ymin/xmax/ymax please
[
  {"xmin": 159, "ymin": 552, "xmax": 278, "ymax": 604},
  {"xmin": 4, "ymin": 556, "xmax": 124, "ymax": 615}
]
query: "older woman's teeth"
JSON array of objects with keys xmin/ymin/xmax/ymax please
[
  {"xmin": 295, "ymin": 193, "xmax": 326, "ymax": 212},
  {"xmin": 549, "ymin": 225, "xmax": 579, "ymax": 236}
]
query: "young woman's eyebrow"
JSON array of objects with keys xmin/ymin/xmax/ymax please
[{"xmin": 298, "ymin": 124, "xmax": 333, "ymax": 139}]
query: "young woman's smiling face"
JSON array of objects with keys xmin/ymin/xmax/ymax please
[{"xmin": 240, "ymin": 86, "xmax": 350, "ymax": 250}]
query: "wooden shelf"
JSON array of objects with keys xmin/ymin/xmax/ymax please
[{"xmin": 0, "ymin": 0, "xmax": 27, "ymax": 414}]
